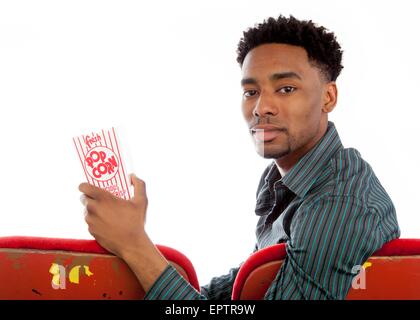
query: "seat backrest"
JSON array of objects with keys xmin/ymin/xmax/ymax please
[
  {"xmin": 0, "ymin": 236, "xmax": 199, "ymax": 300},
  {"xmin": 232, "ymin": 239, "xmax": 420, "ymax": 300}
]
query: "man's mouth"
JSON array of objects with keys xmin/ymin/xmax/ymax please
[
  {"xmin": 251, "ymin": 125, "xmax": 286, "ymax": 142},
  {"xmin": 252, "ymin": 129, "xmax": 284, "ymax": 142}
]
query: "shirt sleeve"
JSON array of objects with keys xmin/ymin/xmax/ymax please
[
  {"xmin": 144, "ymin": 264, "xmax": 205, "ymax": 300},
  {"xmin": 144, "ymin": 264, "xmax": 241, "ymax": 300},
  {"xmin": 200, "ymin": 244, "xmax": 259, "ymax": 300},
  {"xmin": 199, "ymin": 266, "xmax": 241, "ymax": 300},
  {"xmin": 264, "ymin": 196, "xmax": 388, "ymax": 300},
  {"xmin": 144, "ymin": 244, "xmax": 261, "ymax": 300}
]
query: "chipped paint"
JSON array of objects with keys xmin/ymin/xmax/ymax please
[
  {"xmin": 111, "ymin": 259, "xmax": 121, "ymax": 275},
  {"xmin": 84, "ymin": 265, "xmax": 94, "ymax": 276},
  {"xmin": 5, "ymin": 251, "xmax": 26, "ymax": 260},
  {"xmin": 49, "ymin": 263, "xmax": 66, "ymax": 289},
  {"xmin": 5, "ymin": 251, "xmax": 25, "ymax": 270},
  {"xmin": 69, "ymin": 265, "xmax": 94, "ymax": 284},
  {"xmin": 68, "ymin": 255, "xmax": 94, "ymax": 269},
  {"xmin": 12, "ymin": 260, "xmax": 21, "ymax": 270},
  {"xmin": 69, "ymin": 265, "xmax": 81, "ymax": 284},
  {"xmin": 0, "ymin": 249, "xmax": 146, "ymax": 299}
]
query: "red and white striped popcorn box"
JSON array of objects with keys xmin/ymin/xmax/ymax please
[{"xmin": 73, "ymin": 127, "xmax": 134, "ymax": 200}]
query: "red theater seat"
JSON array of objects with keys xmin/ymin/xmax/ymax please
[
  {"xmin": 0, "ymin": 236, "xmax": 199, "ymax": 300},
  {"xmin": 232, "ymin": 239, "xmax": 420, "ymax": 300}
]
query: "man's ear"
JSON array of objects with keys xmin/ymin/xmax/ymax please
[{"xmin": 322, "ymin": 82, "xmax": 338, "ymax": 113}]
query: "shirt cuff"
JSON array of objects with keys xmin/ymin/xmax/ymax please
[{"xmin": 144, "ymin": 264, "xmax": 202, "ymax": 300}]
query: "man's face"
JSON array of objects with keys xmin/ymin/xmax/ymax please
[{"xmin": 241, "ymin": 43, "xmax": 333, "ymax": 161}]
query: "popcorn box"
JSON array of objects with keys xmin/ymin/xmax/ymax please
[{"xmin": 73, "ymin": 127, "xmax": 133, "ymax": 200}]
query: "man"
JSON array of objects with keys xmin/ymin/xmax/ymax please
[{"xmin": 79, "ymin": 15, "xmax": 400, "ymax": 300}]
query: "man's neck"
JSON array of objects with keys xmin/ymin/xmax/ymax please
[{"xmin": 275, "ymin": 156, "xmax": 299, "ymax": 177}]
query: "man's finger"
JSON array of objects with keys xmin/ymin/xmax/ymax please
[
  {"xmin": 86, "ymin": 202, "xmax": 97, "ymax": 215},
  {"xmin": 78, "ymin": 183, "xmax": 105, "ymax": 200},
  {"xmin": 83, "ymin": 208, "xmax": 95, "ymax": 221},
  {"xmin": 80, "ymin": 194, "xmax": 88, "ymax": 206},
  {"xmin": 130, "ymin": 174, "xmax": 147, "ymax": 202}
]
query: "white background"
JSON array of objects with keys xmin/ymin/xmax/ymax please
[{"xmin": 1, "ymin": 0, "xmax": 419, "ymax": 286}]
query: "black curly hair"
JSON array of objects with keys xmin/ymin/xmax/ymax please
[{"xmin": 236, "ymin": 15, "xmax": 343, "ymax": 82}]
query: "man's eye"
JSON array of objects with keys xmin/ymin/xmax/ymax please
[
  {"xmin": 278, "ymin": 86, "xmax": 296, "ymax": 94},
  {"xmin": 243, "ymin": 90, "xmax": 258, "ymax": 98}
]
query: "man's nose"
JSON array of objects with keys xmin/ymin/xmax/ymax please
[{"xmin": 252, "ymin": 91, "xmax": 278, "ymax": 117}]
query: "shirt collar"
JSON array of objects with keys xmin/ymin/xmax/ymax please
[{"xmin": 265, "ymin": 121, "xmax": 343, "ymax": 198}]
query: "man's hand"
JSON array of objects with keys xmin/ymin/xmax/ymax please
[
  {"xmin": 79, "ymin": 174, "xmax": 147, "ymax": 258},
  {"xmin": 79, "ymin": 174, "xmax": 169, "ymax": 292}
]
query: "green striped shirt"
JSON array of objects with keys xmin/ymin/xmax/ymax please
[{"xmin": 145, "ymin": 121, "xmax": 400, "ymax": 300}]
